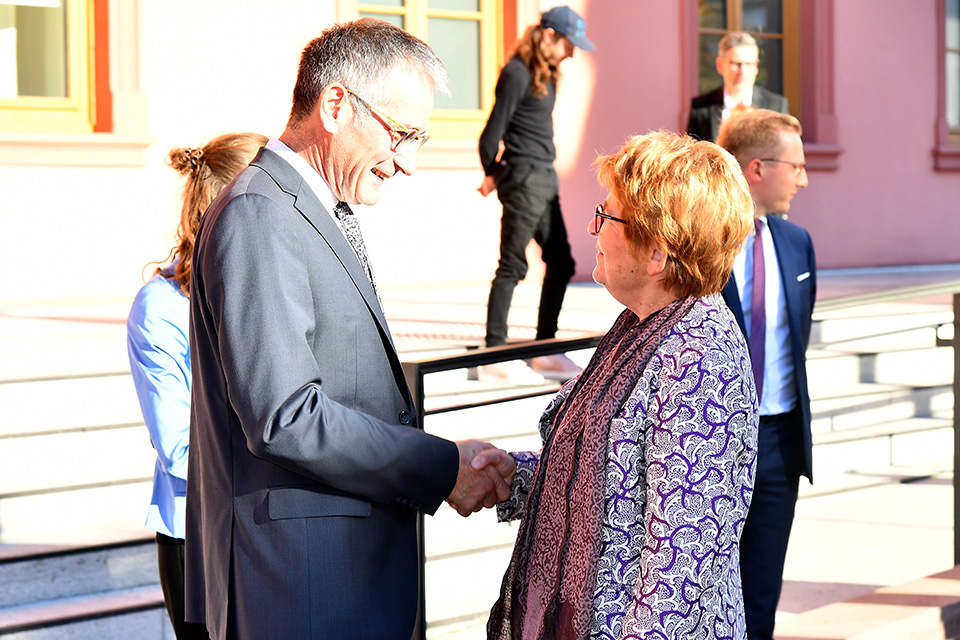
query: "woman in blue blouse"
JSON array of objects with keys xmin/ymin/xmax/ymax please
[
  {"xmin": 127, "ymin": 132, "xmax": 266, "ymax": 639},
  {"xmin": 484, "ymin": 131, "xmax": 759, "ymax": 639}
]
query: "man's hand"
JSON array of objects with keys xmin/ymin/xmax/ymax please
[
  {"xmin": 446, "ymin": 440, "xmax": 516, "ymax": 517},
  {"xmin": 471, "ymin": 446, "xmax": 516, "ymax": 489},
  {"xmin": 477, "ymin": 175, "xmax": 496, "ymax": 198}
]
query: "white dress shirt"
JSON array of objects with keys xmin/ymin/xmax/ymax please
[
  {"xmin": 265, "ymin": 138, "xmax": 346, "ymax": 238},
  {"xmin": 731, "ymin": 215, "xmax": 797, "ymax": 416},
  {"xmin": 721, "ymin": 87, "xmax": 754, "ymax": 123}
]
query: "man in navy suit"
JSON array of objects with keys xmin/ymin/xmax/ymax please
[
  {"xmin": 687, "ymin": 32, "xmax": 789, "ymax": 142},
  {"xmin": 717, "ymin": 108, "xmax": 815, "ymax": 640}
]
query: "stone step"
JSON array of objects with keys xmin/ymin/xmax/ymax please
[
  {"xmin": 807, "ymin": 342, "xmax": 952, "ymax": 391},
  {"xmin": 0, "ymin": 538, "xmax": 158, "ymax": 609},
  {"xmin": 813, "ymin": 416, "xmax": 954, "ymax": 479},
  {"xmin": 0, "ymin": 423, "xmax": 155, "ymax": 497},
  {"xmin": 811, "ymin": 383, "xmax": 952, "ymax": 433},
  {"xmin": 811, "ymin": 301, "xmax": 952, "ymax": 346},
  {"xmin": 0, "ymin": 313, "xmax": 130, "ymax": 384},
  {"xmin": 799, "ymin": 457, "xmax": 953, "ymax": 500},
  {"xmin": 0, "ymin": 480, "xmax": 153, "ymax": 545},
  {"xmin": 0, "ymin": 585, "xmax": 170, "ymax": 640},
  {"xmin": 0, "ymin": 373, "xmax": 142, "ymax": 438}
]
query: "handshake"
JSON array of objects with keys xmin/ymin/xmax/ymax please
[{"xmin": 446, "ymin": 440, "xmax": 516, "ymax": 517}]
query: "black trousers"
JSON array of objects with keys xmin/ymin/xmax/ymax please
[
  {"xmin": 739, "ymin": 410, "xmax": 804, "ymax": 640},
  {"xmin": 156, "ymin": 533, "xmax": 211, "ymax": 640},
  {"xmin": 486, "ymin": 163, "xmax": 575, "ymax": 347}
]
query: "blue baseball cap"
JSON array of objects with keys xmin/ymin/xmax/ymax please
[{"xmin": 540, "ymin": 6, "xmax": 596, "ymax": 52}]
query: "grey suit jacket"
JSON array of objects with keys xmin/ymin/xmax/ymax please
[
  {"xmin": 185, "ymin": 147, "xmax": 460, "ymax": 639},
  {"xmin": 686, "ymin": 85, "xmax": 790, "ymax": 142}
]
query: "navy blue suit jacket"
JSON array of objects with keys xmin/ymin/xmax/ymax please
[{"xmin": 721, "ymin": 214, "xmax": 816, "ymax": 480}]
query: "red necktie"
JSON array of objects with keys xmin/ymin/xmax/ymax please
[{"xmin": 750, "ymin": 218, "xmax": 765, "ymax": 402}]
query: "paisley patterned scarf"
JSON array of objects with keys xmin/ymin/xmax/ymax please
[{"xmin": 488, "ymin": 295, "xmax": 697, "ymax": 640}]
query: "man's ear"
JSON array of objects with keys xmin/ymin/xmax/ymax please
[
  {"xmin": 317, "ymin": 84, "xmax": 350, "ymax": 134},
  {"xmin": 745, "ymin": 157, "xmax": 764, "ymax": 184},
  {"xmin": 542, "ymin": 27, "xmax": 557, "ymax": 44},
  {"xmin": 647, "ymin": 246, "xmax": 669, "ymax": 276}
]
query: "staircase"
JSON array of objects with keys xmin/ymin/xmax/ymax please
[
  {"xmin": 0, "ymin": 307, "xmax": 172, "ymax": 639},
  {"xmin": 804, "ymin": 300, "xmax": 954, "ymax": 495}
]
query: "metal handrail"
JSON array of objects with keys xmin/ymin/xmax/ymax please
[
  {"xmin": 401, "ymin": 335, "xmax": 603, "ymax": 418},
  {"xmin": 403, "ymin": 334, "xmax": 602, "ymax": 640}
]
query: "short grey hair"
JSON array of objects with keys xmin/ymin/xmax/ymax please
[
  {"xmin": 288, "ymin": 18, "xmax": 450, "ymax": 126},
  {"xmin": 718, "ymin": 31, "xmax": 758, "ymax": 56}
]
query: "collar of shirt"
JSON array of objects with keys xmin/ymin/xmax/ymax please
[
  {"xmin": 265, "ymin": 138, "xmax": 340, "ymax": 216},
  {"xmin": 722, "ymin": 88, "xmax": 754, "ymax": 123}
]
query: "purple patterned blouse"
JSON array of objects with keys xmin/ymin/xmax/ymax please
[{"xmin": 497, "ymin": 294, "xmax": 758, "ymax": 639}]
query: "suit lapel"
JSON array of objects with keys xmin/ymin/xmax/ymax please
[
  {"xmin": 709, "ymin": 104, "xmax": 724, "ymax": 141},
  {"xmin": 251, "ymin": 149, "xmax": 393, "ymax": 339},
  {"xmin": 249, "ymin": 150, "xmax": 414, "ymax": 413},
  {"xmin": 722, "ymin": 274, "xmax": 747, "ymax": 338},
  {"xmin": 753, "ymin": 86, "xmax": 773, "ymax": 110},
  {"xmin": 767, "ymin": 217, "xmax": 804, "ymax": 355}
]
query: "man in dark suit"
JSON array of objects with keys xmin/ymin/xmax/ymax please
[
  {"xmin": 716, "ymin": 108, "xmax": 814, "ymax": 640},
  {"xmin": 185, "ymin": 19, "xmax": 515, "ymax": 640},
  {"xmin": 687, "ymin": 31, "xmax": 789, "ymax": 142}
]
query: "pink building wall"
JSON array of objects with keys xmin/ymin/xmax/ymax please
[
  {"xmin": 793, "ymin": 0, "xmax": 960, "ymax": 268},
  {"xmin": 554, "ymin": 0, "xmax": 960, "ymax": 281}
]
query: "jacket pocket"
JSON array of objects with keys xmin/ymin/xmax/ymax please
[{"xmin": 267, "ymin": 486, "xmax": 371, "ymax": 520}]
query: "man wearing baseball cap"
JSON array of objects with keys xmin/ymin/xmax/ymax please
[{"xmin": 477, "ymin": 6, "xmax": 595, "ymax": 384}]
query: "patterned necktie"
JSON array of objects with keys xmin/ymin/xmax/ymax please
[
  {"xmin": 750, "ymin": 217, "xmax": 766, "ymax": 403},
  {"xmin": 333, "ymin": 201, "xmax": 380, "ymax": 302}
]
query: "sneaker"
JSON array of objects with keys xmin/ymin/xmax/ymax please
[
  {"xmin": 477, "ymin": 360, "xmax": 547, "ymax": 385},
  {"xmin": 529, "ymin": 353, "xmax": 582, "ymax": 382}
]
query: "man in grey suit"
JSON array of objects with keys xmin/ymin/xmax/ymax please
[
  {"xmin": 185, "ymin": 19, "xmax": 515, "ymax": 640},
  {"xmin": 717, "ymin": 108, "xmax": 814, "ymax": 640},
  {"xmin": 687, "ymin": 31, "xmax": 789, "ymax": 142}
]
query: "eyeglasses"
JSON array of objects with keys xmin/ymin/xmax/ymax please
[
  {"xmin": 344, "ymin": 86, "xmax": 429, "ymax": 152},
  {"xmin": 724, "ymin": 57, "xmax": 759, "ymax": 71},
  {"xmin": 759, "ymin": 158, "xmax": 807, "ymax": 177},
  {"xmin": 590, "ymin": 203, "xmax": 628, "ymax": 236}
]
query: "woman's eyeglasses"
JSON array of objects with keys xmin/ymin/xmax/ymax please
[{"xmin": 591, "ymin": 203, "xmax": 628, "ymax": 236}]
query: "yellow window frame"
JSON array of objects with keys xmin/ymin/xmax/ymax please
[
  {"xmin": 0, "ymin": 0, "xmax": 97, "ymax": 134},
  {"xmin": 356, "ymin": 0, "xmax": 501, "ymax": 141}
]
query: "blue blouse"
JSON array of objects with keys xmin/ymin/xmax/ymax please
[{"xmin": 126, "ymin": 271, "xmax": 191, "ymax": 539}]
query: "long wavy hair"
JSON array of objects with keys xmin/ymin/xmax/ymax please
[
  {"xmin": 154, "ymin": 132, "xmax": 267, "ymax": 296},
  {"xmin": 511, "ymin": 24, "xmax": 561, "ymax": 98}
]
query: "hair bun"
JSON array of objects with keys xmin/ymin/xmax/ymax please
[{"xmin": 168, "ymin": 146, "xmax": 205, "ymax": 175}]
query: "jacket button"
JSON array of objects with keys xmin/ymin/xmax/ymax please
[{"xmin": 398, "ymin": 410, "xmax": 412, "ymax": 425}]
